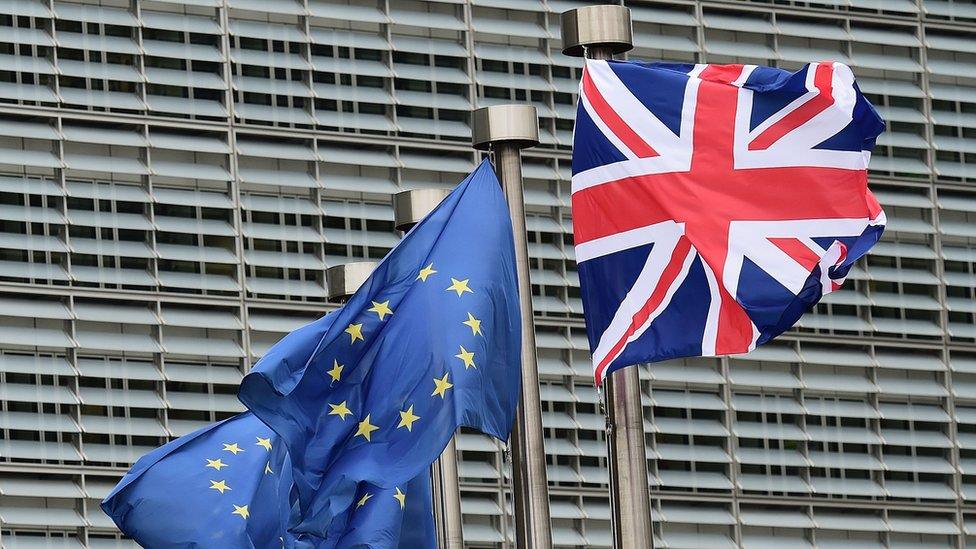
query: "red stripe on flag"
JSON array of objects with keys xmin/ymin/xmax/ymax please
[
  {"xmin": 713, "ymin": 288, "xmax": 756, "ymax": 356},
  {"xmin": 769, "ymin": 237, "xmax": 821, "ymax": 272},
  {"xmin": 582, "ymin": 68, "xmax": 658, "ymax": 159},
  {"xmin": 865, "ymin": 190, "xmax": 883, "ymax": 219},
  {"xmin": 749, "ymin": 63, "xmax": 835, "ymax": 151},
  {"xmin": 699, "ymin": 64, "xmax": 745, "ymax": 85},
  {"xmin": 595, "ymin": 237, "xmax": 692, "ymax": 384}
]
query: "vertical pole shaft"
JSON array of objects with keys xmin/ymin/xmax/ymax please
[
  {"xmin": 585, "ymin": 44, "xmax": 654, "ymax": 549},
  {"xmin": 431, "ymin": 438, "xmax": 464, "ymax": 548},
  {"xmin": 604, "ymin": 370, "xmax": 654, "ymax": 547},
  {"xmin": 493, "ymin": 142, "xmax": 553, "ymax": 549}
]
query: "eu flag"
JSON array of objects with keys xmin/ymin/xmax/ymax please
[
  {"xmin": 100, "ymin": 411, "xmax": 436, "ymax": 548},
  {"xmin": 101, "ymin": 413, "xmax": 292, "ymax": 548},
  {"xmin": 239, "ymin": 159, "xmax": 521, "ymax": 536}
]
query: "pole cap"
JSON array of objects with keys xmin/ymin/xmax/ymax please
[
  {"xmin": 326, "ymin": 261, "xmax": 376, "ymax": 302},
  {"xmin": 471, "ymin": 104, "xmax": 539, "ymax": 151},
  {"xmin": 560, "ymin": 5, "xmax": 634, "ymax": 57},
  {"xmin": 393, "ymin": 188, "xmax": 452, "ymax": 232}
]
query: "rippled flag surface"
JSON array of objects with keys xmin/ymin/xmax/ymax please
[
  {"xmin": 239, "ymin": 159, "xmax": 522, "ymax": 537},
  {"xmin": 572, "ymin": 59, "xmax": 886, "ymax": 384},
  {"xmin": 101, "ymin": 410, "xmax": 435, "ymax": 548}
]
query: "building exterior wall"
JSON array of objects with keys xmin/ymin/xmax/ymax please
[{"xmin": 0, "ymin": 0, "xmax": 973, "ymax": 547}]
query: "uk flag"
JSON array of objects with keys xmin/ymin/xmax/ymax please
[{"xmin": 572, "ymin": 59, "xmax": 886, "ymax": 385}]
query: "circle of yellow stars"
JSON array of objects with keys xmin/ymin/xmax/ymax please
[
  {"xmin": 324, "ymin": 261, "xmax": 484, "ymax": 438},
  {"xmin": 312, "ymin": 261, "xmax": 489, "ymax": 515},
  {"xmin": 204, "ymin": 435, "xmax": 276, "ymax": 520},
  {"xmin": 202, "ymin": 260, "xmax": 488, "ymax": 520}
]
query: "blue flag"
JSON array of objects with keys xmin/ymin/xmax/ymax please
[
  {"xmin": 101, "ymin": 413, "xmax": 292, "ymax": 548},
  {"xmin": 100, "ymin": 412, "xmax": 436, "ymax": 548},
  {"xmin": 239, "ymin": 159, "xmax": 521, "ymax": 536}
]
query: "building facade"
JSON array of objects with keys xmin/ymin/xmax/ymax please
[{"xmin": 0, "ymin": 0, "xmax": 973, "ymax": 547}]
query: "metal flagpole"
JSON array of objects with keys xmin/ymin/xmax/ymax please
[
  {"xmin": 471, "ymin": 105, "xmax": 553, "ymax": 549},
  {"xmin": 560, "ymin": 6, "xmax": 655, "ymax": 549},
  {"xmin": 393, "ymin": 188, "xmax": 464, "ymax": 549},
  {"xmin": 326, "ymin": 261, "xmax": 377, "ymax": 304}
]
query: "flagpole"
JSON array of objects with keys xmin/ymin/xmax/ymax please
[
  {"xmin": 326, "ymin": 261, "xmax": 378, "ymax": 303},
  {"xmin": 394, "ymin": 189, "xmax": 464, "ymax": 549},
  {"xmin": 560, "ymin": 6, "xmax": 655, "ymax": 549},
  {"xmin": 471, "ymin": 105, "xmax": 553, "ymax": 549}
]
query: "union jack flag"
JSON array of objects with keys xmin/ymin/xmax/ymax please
[{"xmin": 572, "ymin": 59, "xmax": 886, "ymax": 385}]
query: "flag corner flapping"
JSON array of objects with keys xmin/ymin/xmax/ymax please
[{"xmin": 99, "ymin": 413, "xmax": 294, "ymax": 548}]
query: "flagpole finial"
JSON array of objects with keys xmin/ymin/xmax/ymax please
[
  {"xmin": 561, "ymin": 8, "xmax": 650, "ymax": 549},
  {"xmin": 326, "ymin": 261, "xmax": 377, "ymax": 303},
  {"xmin": 471, "ymin": 104, "xmax": 539, "ymax": 151},
  {"xmin": 394, "ymin": 188, "xmax": 452, "ymax": 232},
  {"xmin": 470, "ymin": 103, "xmax": 553, "ymax": 547},
  {"xmin": 560, "ymin": 5, "xmax": 633, "ymax": 58}
]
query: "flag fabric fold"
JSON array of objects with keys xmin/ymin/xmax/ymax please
[
  {"xmin": 572, "ymin": 59, "xmax": 886, "ymax": 383},
  {"xmin": 101, "ymin": 412, "xmax": 435, "ymax": 548},
  {"xmin": 101, "ymin": 413, "xmax": 293, "ymax": 548},
  {"xmin": 238, "ymin": 159, "xmax": 522, "ymax": 536}
]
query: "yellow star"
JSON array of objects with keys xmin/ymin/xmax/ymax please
[
  {"xmin": 206, "ymin": 458, "xmax": 227, "ymax": 471},
  {"xmin": 393, "ymin": 486, "xmax": 406, "ymax": 510},
  {"xmin": 329, "ymin": 401, "xmax": 352, "ymax": 420},
  {"xmin": 367, "ymin": 300, "xmax": 393, "ymax": 321},
  {"xmin": 222, "ymin": 443, "xmax": 243, "ymax": 455},
  {"xmin": 264, "ymin": 462, "xmax": 274, "ymax": 475},
  {"xmin": 355, "ymin": 414, "xmax": 380, "ymax": 441},
  {"xmin": 432, "ymin": 373, "xmax": 454, "ymax": 399},
  {"xmin": 256, "ymin": 437, "xmax": 272, "ymax": 451},
  {"xmin": 232, "ymin": 504, "xmax": 249, "ymax": 519},
  {"xmin": 345, "ymin": 323, "xmax": 364, "ymax": 343},
  {"xmin": 462, "ymin": 312, "xmax": 482, "ymax": 336},
  {"xmin": 397, "ymin": 405, "xmax": 421, "ymax": 432},
  {"xmin": 327, "ymin": 359, "xmax": 344, "ymax": 384},
  {"xmin": 446, "ymin": 278, "xmax": 473, "ymax": 297},
  {"xmin": 356, "ymin": 492, "xmax": 372, "ymax": 508},
  {"xmin": 209, "ymin": 480, "xmax": 231, "ymax": 494},
  {"xmin": 455, "ymin": 346, "xmax": 476, "ymax": 369},
  {"xmin": 416, "ymin": 263, "xmax": 437, "ymax": 282}
]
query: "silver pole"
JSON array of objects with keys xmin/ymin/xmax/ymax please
[
  {"xmin": 431, "ymin": 438, "xmax": 463, "ymax": 547},
  {"xmin": 325, "ymin": 261, "xmax": 378, "ymax": 303},
  {"xmin": 472, "ymin": 105, "xmax": 553, "ymax": 549},
  {"xmin": 394, "ymin": 189, "xmax": 464, "ymax": 549},
  {"xmin": 560, "ymin": 6, "xmax": 654, "ymax": 549}
]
